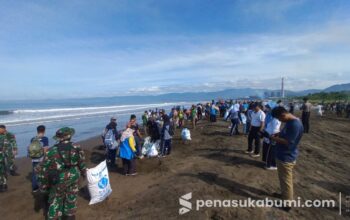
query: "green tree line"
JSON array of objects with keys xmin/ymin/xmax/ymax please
[{"xmin": 296, "ymin": 91, "xmax": 350, "ymax": 102}]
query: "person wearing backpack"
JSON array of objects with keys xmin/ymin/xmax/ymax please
[
  {"xmin": 28, "ymin": 125, "xmax": 49, "ymax": 193},
  {"xmin": 160, "ymin": 114, "xmax": 174, "ymax": 157},
  {"xmin": 36, "ymin": 127, "xmax": 86, "ymax": 220},
  {"xmin": 103, "ymin": 117, "xmax": 119, "ymax": 168}
]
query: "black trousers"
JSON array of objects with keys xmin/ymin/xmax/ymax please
[
  {"xmin": 302, "ymin": 112, "xmax": 310, "ymax": 133},
  {"xmin": 248, "ymin": 126, "xmax": 261, "ymax": 154},
  {"xmin": 107, "ymin": 148, "xmax": 117, "ymax": 167},
  {"xmin": 160, "ymin": 139, "xmax": 172, "ymax": 155},
  {"xmin": 262, "ymin": 142, "xmax": 276, "ymax": 167},
  {"xmin": 122, "ymin": 158, "xmax": 136, "ymax": 175}
]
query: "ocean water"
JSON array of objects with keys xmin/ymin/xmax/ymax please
[{"xmin": 0, "ymin": 97, "xmax": 197, "ymax": 157}]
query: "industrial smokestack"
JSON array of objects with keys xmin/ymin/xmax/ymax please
[{"xmin": 281, "ymin": 77, "xmax": 285, "ymax": 98}]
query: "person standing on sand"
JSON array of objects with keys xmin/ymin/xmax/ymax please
[
  {"xmin": 127, "ymin": 115, "xmax": 143, "ymax": 159},
  {"xmin": 0, "ymin": 124, "xmax": 18, "ymax": 192},
  {"xmin": 119, "ymin": 128, "xmax": 137, "ymax": 176},
  {"xmin": 191, "ymin": 105, "xmax": 197, "ymax": 129},
  {"xmin": 270, "ymin": 107, "xmax": 303, "ymax": 212},
  {"xmin": 346, "ymin": 102, "xmax": 350, "ymax": 118},
  {"xmin": 28, "ymin": 125, "xmax": 49, "ymax": 193},
  {"xmin": 0, "ymin": 124, "xmax": 20, "ymax": 191},
  {"xmin": 289, "ymin": 102, "xmax": 294, "ymax": 114},
  {"xmin": 228, "ymin": 104, "xmax": 240, "ymax": 136},
  {"xmin": 300, "ymin": 98, "xmax": 312, "ymax": 133},
  {"xmin": 103, "ymin": 117, "xmax": 119, "ymax": 168},
  {"xmin": 245, "ymin": 104, "xmax": 253, "ymax": 135},
  {"xmin": 147, "ymin": 116, "xmax": 161, "ymax": 142},
  {"xmin": 179, "ymin": 109, "xmax": 185, "ymax": 128},
  {"xmin": 246, "ymin": 103, "xmax": 265, "ymax": 157},
  {"xmin": 142, "ymin": 111, "xmax": 149, "ymax": 136},
  {"xmin": 160, "ymin": 114, "xmax": 174, "ymax": 157},
  {"xmin": 262, "ymin": 106, "xmax": 281, "ymax": 170},
  {"xmin": 172, "ymin": 108, "xmax": 179, "ymax": 131},
  {"xmin": 36, "ymin": 127, "xmax": 86, "ymax": 220},
  {"xmin": 210, "ymin": 101, "xmax": 219, "ymax": 122}
]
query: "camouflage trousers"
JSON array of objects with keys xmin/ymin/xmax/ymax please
[
  {"xmin": 5, "ymin": 148, "xmax": 16, "ymax": 171},
  {"xmin": 0, "ymin": 153, "xmax": 7, "ymax": 185},
  {"xmin": 48, "ymin": 184, "xmax": 79, "ymax": 220}
]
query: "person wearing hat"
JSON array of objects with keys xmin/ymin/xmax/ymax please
[
  {"xmin": 119, "ymin": 128, "xmax": 137, "ymax": 175},
  {"xmin": 103, "ymin": 117, "xmax": 119, "ymax": 168},
  {"xmin": 36, "ymin": 127, "xmax": 86, "ymax": 220}
]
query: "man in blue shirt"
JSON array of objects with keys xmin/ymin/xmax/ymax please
[
  {"xmin": 271, "ymin": 107, "xmax": 303, "ymax": 211},
  {"xmin": 28, "ymin": 125, "xmax": 49, "ymax": 192}
]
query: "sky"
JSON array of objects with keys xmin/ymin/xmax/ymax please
[{"xmin": 0, "ymin": 0, "xmax": 350, "ymax": 100}]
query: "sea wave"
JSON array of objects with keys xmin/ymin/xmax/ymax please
[
  {"xmin": 12, "ymin": 102, "xmax": 178, "ymax": 114},
  {"xmin": 0, "ymin": 110, "xmax": 13, "ymax": 115},
  {"xmin": 2, "ymin": 102, "xmax": 190, "ymax": 125}
]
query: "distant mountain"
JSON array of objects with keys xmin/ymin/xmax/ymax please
[
  {"xmin": 133, "ymin": 88, "xmax": 268, "ymax": 102},
  {"xmin": 285, "ymin": 89, "xmax": 322, "ymax": 97},
  {"xmin": 2, "ymin": 83, "xmax": 349, "ymax": 107},
  {"xmin": 323, "ymin": 83, "xmax": 350, "ymax": 92}
]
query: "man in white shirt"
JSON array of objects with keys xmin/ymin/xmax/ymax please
[
  {"xmin": 262, "ymin": 105, "xmax": 281, "ymax": 170},
  {"xmin": 246, "ymin": 102, "xmax": 266, "ymax": 157}
]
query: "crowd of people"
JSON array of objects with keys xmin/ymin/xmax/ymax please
[
  {"xmin": 323, "ymin": 102, "xmax": 350, "ymax": 118},
  {"xmin": 0, "ymin": 97, "xmax": 347, "ymax": 219}
]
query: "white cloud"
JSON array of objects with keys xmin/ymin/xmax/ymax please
[{"xmin": 1, "ymin": 6, "xmax": 350, "ymax": 99}]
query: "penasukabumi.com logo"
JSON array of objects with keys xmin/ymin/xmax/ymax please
[
  {"xmin": 178, "ymin": 192, "xmax": 342, "ymax": 216},
  {"xmin": 179, "ymin": 192, "xmax": 192, "ymax": 215}
]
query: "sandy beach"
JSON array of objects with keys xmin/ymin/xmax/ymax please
[{"xmin": 0, "ymin": 112, "xmax": 349, "ymax": 220}]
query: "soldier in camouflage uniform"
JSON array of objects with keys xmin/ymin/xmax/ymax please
[
  {"xmin": 36, "ymin": 127, "xmax": 86, "ymax": 220},
  {"xmin": 0, "ymin": 124, "xmax": 19, "ymax": 192}
]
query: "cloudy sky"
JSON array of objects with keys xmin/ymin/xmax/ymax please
[{"xmin": 0, "ymin": 0, "xmax": 350, "ymax": 100}]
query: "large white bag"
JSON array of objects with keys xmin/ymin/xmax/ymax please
[
  {"xmin": 142, "ymin": 137, "xmax": 152, "ymax": 156},
  {"xmin": 148, "ymin": 144, "xmax": 159, "ymax": 157},
  {"xmin": 87, "ymin": 160, "xmax": 112, "ymax": 205},
  {"xmin": 181, "ymin": 128, "xmax": 191, "ymax": 141}
]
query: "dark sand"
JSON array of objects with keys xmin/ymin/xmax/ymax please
[{"xmin": 0, "ymin": 112, "xmax": 349, "ymax": 220}]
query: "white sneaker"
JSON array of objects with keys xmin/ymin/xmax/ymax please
[
  {"xmin": 265, "ymin": 166, "xmax": 277, "ymax": 170},
  {"xmin": 245, "ymin": 150, "xmax": 254, "ymax": 154},
  {"xmin": 250, "ymin": 154, "xmax": 260, "ymax": 158}
]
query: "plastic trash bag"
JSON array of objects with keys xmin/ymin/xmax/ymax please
[
  {"xmin": 142, "ymin": 137, "xmax": 152, "ymax": 155},
  {"xmin": 181, "ymin": 128, "xmax": 191, "ymax": 141},
  {"xmin": 87, "ymin": 160, "xmax": 112, "ymax": 205},
  {"xmin": 142, "ymin": 137, "xmax": 160, "ymax": 157},
  {"xmin": 148, "ymin": 144, "xmax": 159, "ymax": 157}
]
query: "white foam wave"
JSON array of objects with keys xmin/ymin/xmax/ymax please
[
  {"xmin": 3, "ymin": 102, "xmax": 190, "ymax": 125},
  {"xmin": 12, "ymin": 102, "xmax": 178, "ymax": 114}
]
